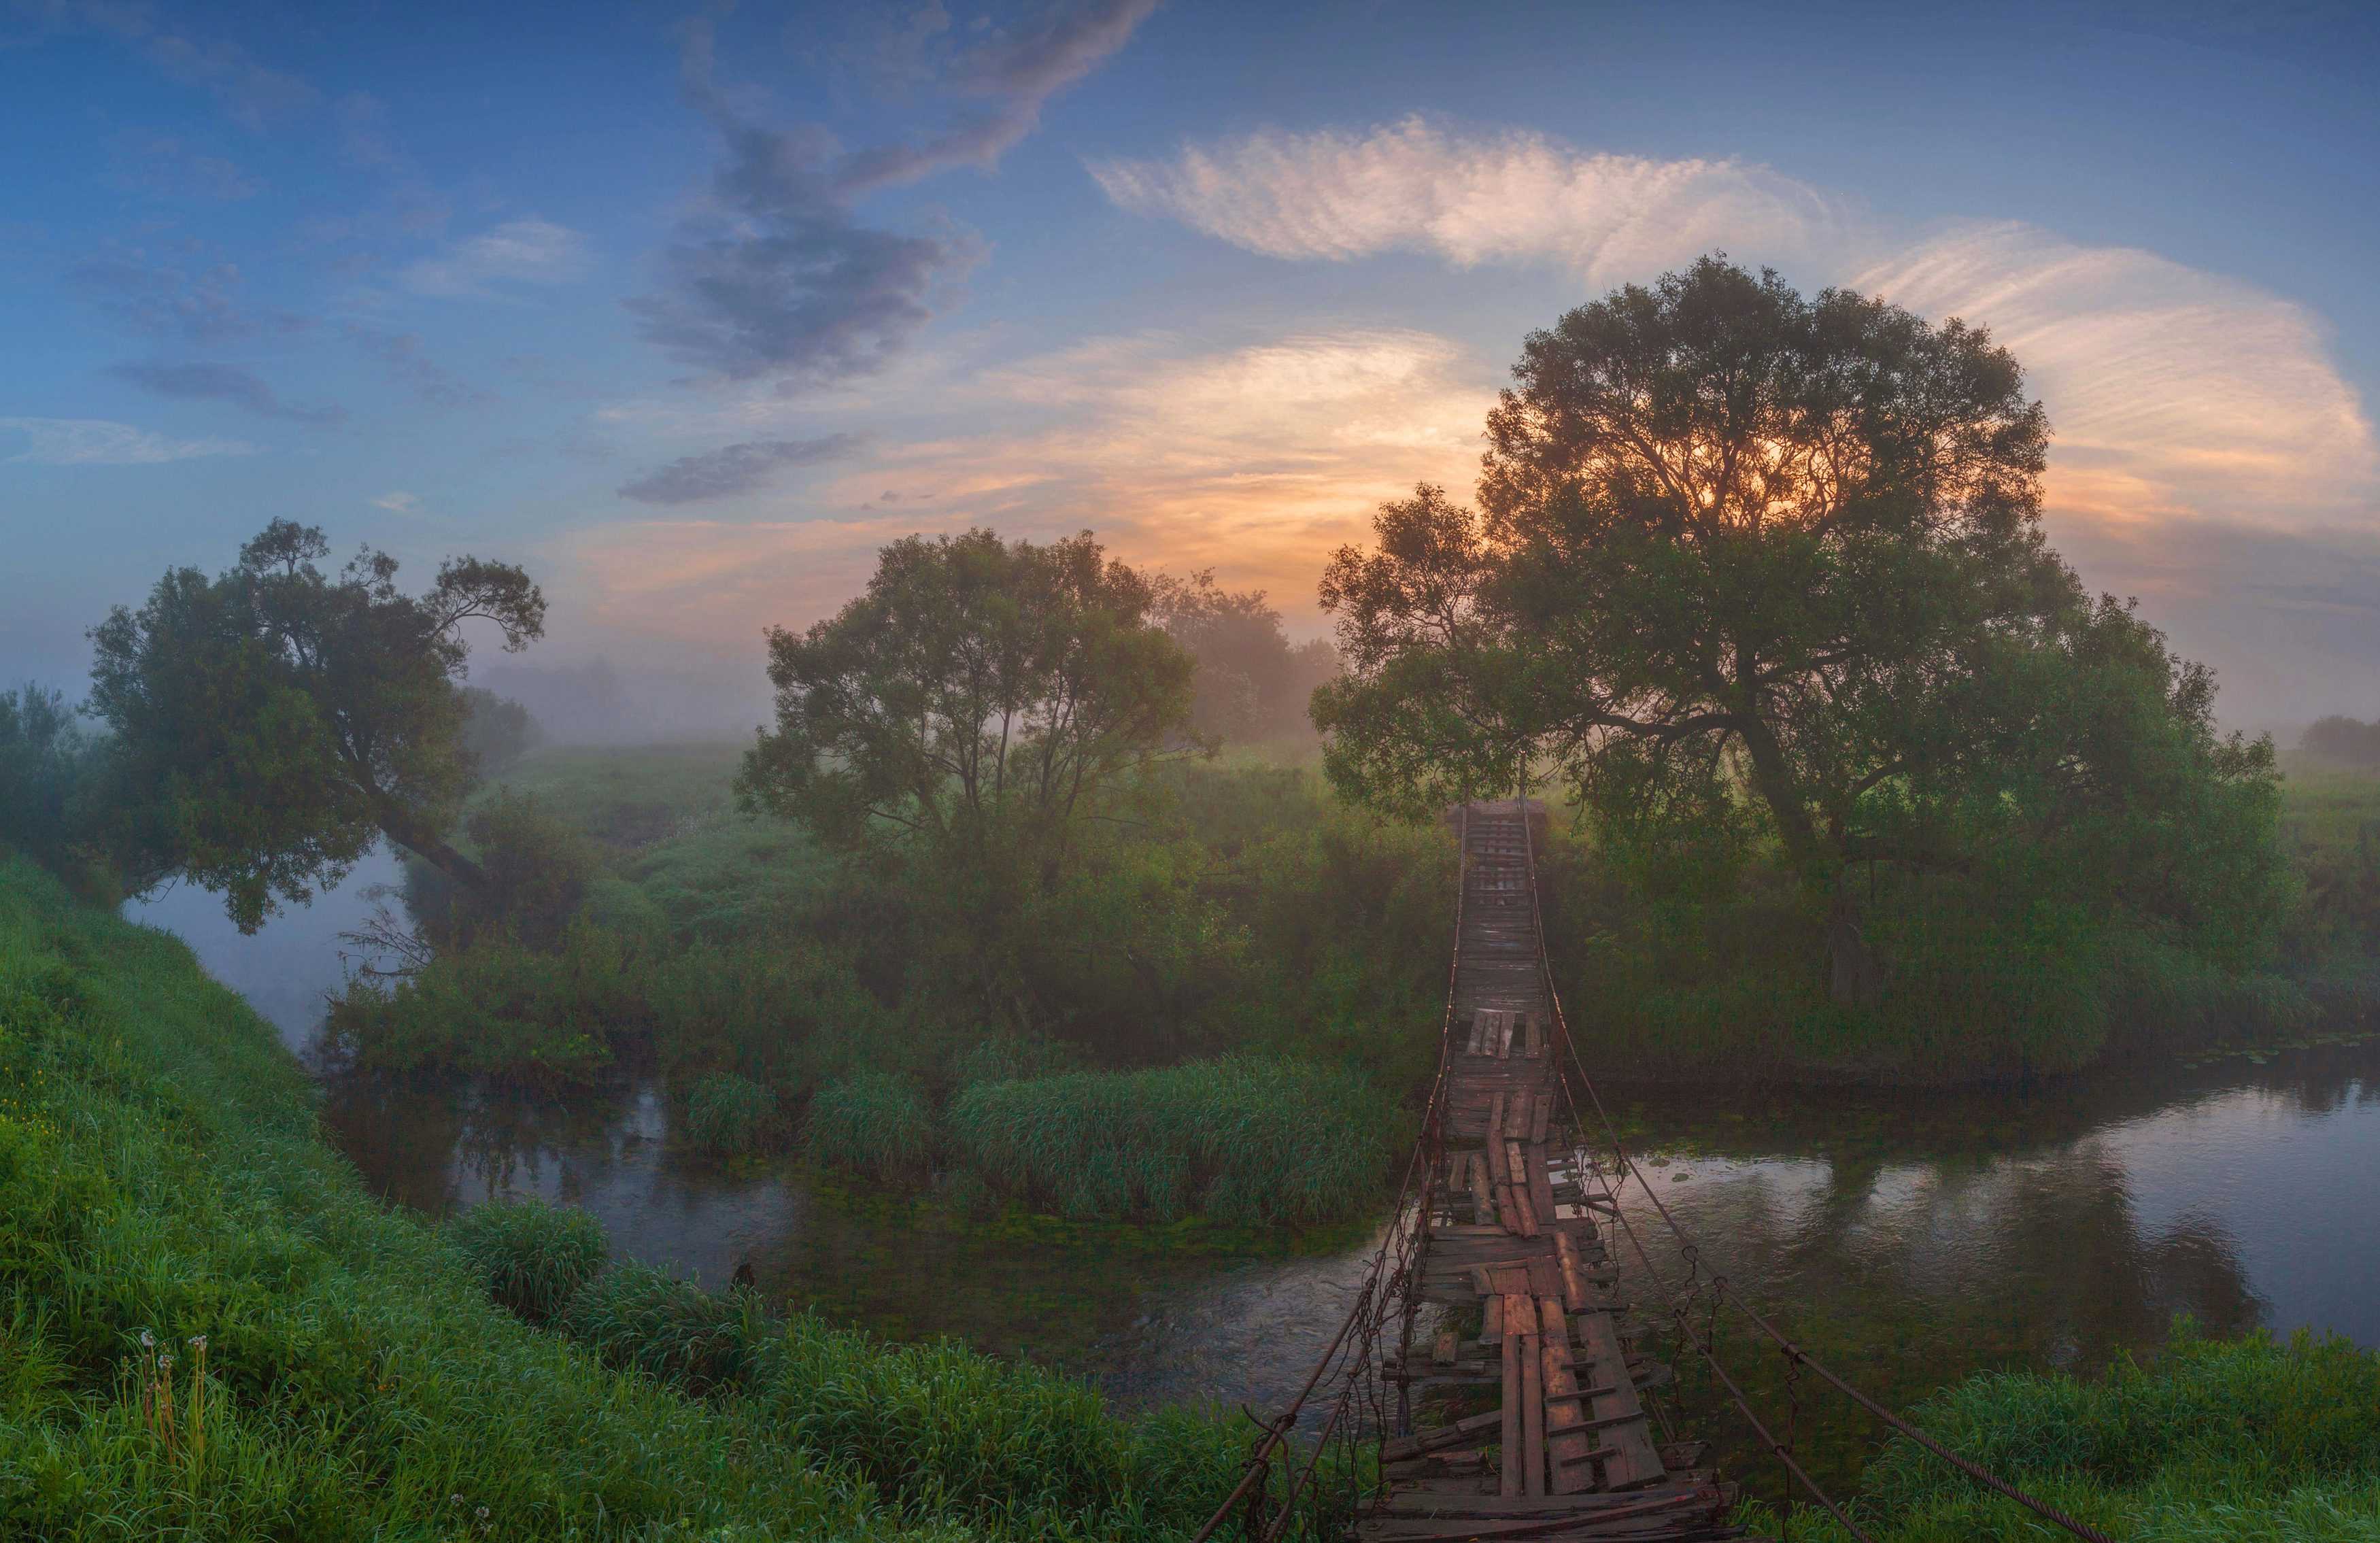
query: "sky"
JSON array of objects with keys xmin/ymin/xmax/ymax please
[{"xmin": 3, "ymin": 0, "xmax": 2377, "ymax": 734}]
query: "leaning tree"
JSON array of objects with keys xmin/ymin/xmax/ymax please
[{"xmin": 88, "ymin": 520, "xmax": 544, "ymax": 930}]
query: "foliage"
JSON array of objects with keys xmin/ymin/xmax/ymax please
[
  {"xmin": 738, "ymin": 528, "xmax": 1202, "ymax": 1027},
  {"xmin": 84, "ymin": 518, "xmax": 544, "ymax": 930},
  {"xmin": 1151, "ymin": 570, "xmax": 1340, "ymax": 742},
  {"xmin": 1782, "ymin": 1322, "xmax": 2380, "ymax": 1542},
  {"xmin": 803, "ymin": 1071, "xmax": 936, "ymax": 1183},
  {"xmin": 948, "ymin": 1057, "xmax": 1401, "ymax": 1225},
  {"xmin": 683, "ymin": 1071, "xmax": 778, "ymax": 1157},
  {"xmin": 459, "ymin": 685, "xmax": 543, "ymax": 779},
  {"xmin": 556, "ymin": 1262, "xmax": 755, "ymax": 1394},
  {"xmin": 324, "ymin": 923, "xmax": 635, "ymax": 1087},
  {"xmin": 2299, "ymin": 715, "xmax": 2380, "ymax": 766},
  {"xmin": 448, "ymin": 1198, "xmax": 610, "ymax": 1322},
  {"xmin": 1314, "ymin": 256, "xmax": 2287, "ymax": 1021},
  {"xmin": 0, "ymin": 683, "xmax": 105, "ymax": 882},
  {"xmin": 0, "ymin": 854, "xmax": 879, "ymax": 1539},
  {"xmin": 411, "ymin": 789, "xmax": 605, "ymax": 951}
]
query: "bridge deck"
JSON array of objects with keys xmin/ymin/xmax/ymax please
[{"xmin": 1361, "ymin": 800, "xmax": 1745, "ymax": 1542}]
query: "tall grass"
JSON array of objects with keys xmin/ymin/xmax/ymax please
[
  {"xmin": 1772, "ymin": 1321, "xmax": 2380, "ymax": 1542},
  {"xmin": 558, "ymin": 1261, "xmax": 758, "ymax": 1395},
  {"xmin": 448, "ymin": 1198, "xmax": 610, "ymax": 1321},
  {"xmin": 949, "ymin": 1057, "xmax": 1401, "ymax": 1225},
  {"xmin": 683, "ymin": 1070, "xmax": 778, "ymax": 1156},
  {"xmin": 803, "ymin": 1070, "xmax": 936, "ymax": 1183}
]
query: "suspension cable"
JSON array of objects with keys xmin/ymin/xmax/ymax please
[{"xmin": 1515, "ymin": 796, "xmax": 2115, "ymax": 1543}]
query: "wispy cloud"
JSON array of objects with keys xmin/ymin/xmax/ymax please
[
  {"xmin": 107, "ymin": 360, "xmax": 347, "ymax": 426},
  {"xmin": 400, "ymin": 218, "xmax": 592, "ymax": 298},
  {"xmin": 9, "ymin": 1, "xmax": 318, "ymax": 128},
  {"xmin": 563, "ymin": 325, "xmax": 1491, "ymax": 641},
  {"xmin": 0, "ymin": 417, "xmax": 258, "ymax": 464},
  {"xmin": 1852, "ymin": 222, "xmax": 2379, "ymax": 535},
  {"xmin": 1091, "ymin": 117, "xmax": 1845, "ymax": 281},
  {"xmin": 343, "ymin": 324, "xmax": 496, "ymax": 409},
  {"xmin": 626, "ymin": 1, "xmax": 1154, "ymax": 391},
  {"xmin": 619, "ymin": 434, "xmax": 869, "ymax": 504},
  {"xmin": 103, "ymin": 131, "xmax": 265, "ymax": 202},
  {"xmin": 67, "ymin": 238, "xmax": 312, "ymax": 344}
]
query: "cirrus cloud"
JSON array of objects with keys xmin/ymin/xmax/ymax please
[{"xmin": 0, "ymin": 417, "xmax": 258, "ymax": 464}]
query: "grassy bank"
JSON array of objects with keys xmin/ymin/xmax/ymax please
[
  {"xmin": 1764, "ymin": 1323, "xmax": 2380, "ymax": 1542},
  {"xmin": 0, "ymin": 853, "xmax": 1347, "ymax": 1540}
]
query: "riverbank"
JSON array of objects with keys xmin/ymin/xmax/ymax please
[{"xmin": 0, "ymin": 853, "xmax": 1333, "ymax": 1540}]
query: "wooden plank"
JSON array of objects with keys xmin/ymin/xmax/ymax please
[
  {"xmin": 1553, "ymin": 1227, "xmax": 1590, "ymax": 1311},
  {"xmin": 1499, "ymin": 1312, "xmax": 1523, "ymax": 1497},
  {"xmin": 1529, "ymin": 1142, "xmax": 1559, "ymax": 1228},
  {"xmin": 1520, "ymin": 1321, "xmax": 1545, "ymax": 1496},
  {"xmin": 1537, "ymin": 1296, "xmax": 1597, "ymax": 1495},
  {"xmin": 1471, "ymin": 1153, "xmax": 1498, "ymax": 1222},
  {"xmin": 1433, "ymin": 1330, "xmax": 1459, "ymax": 1366},
  {"xmin": 1531, "ymin": 1093, "xmax": 1553, "ymax": 1144},
  {"xmin": 1485, "ymin": 1095, "xmax": 1508, "ymax": 1176},
  {"xmin": 1574, "ymin": 1310, "xmax": 1666, "ymax": 1489},
  {"xmin": 1378, "ymin": 1408, "xmax": 1503, "ymax": 1463}
]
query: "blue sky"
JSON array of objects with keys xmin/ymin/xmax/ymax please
[{"xmin": 5, "ymin": 0, "xmax": 2377, "ymax": 730}]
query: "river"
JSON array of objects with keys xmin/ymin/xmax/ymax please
[{"xmin": 128, "ymin": 862, "xmax": 2380, "ymax": 1491}]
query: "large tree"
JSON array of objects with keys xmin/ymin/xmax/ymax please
[
  {"xmin": 1314, "ymin": 257, "xmax": 2278, "ymax": 989},
  {"xmin": 88, "ymin": 520, "xmax": 545, "ymax": 930},
  {"xmin": 738, "ymin": 528, "xmax": 1197, "ymax": 866},
  {"xmin": 737, "ymin": 530, "xmax": 1200, "ymax": 1021}
]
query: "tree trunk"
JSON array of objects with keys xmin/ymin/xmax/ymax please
[
  {"xmin": 379, "ymin": 812, "xmax": 486, "ymax": 892},
  {"xmin": 1826, "ymin": 890, "xmax": 1882, "ymax": 1008}
]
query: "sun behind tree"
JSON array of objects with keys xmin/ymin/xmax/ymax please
[{"xmin": 1315, "ymin": 255, "xmax": 2284, "ymax": 1034}]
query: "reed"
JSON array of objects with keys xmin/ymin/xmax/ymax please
[
  {"xmin": 948, "ymin": 1056, "xmax": 1400, "ymax": 1225},
  {"xmin": 447, "ymin": 1197, "xmax": 611, "ymax": 1322},
  {"xmin": 802, "ymin": 1070, "xmax": 936, "ymax": 1183},
  {"xmin": 681, "ymin": 1070, "xmax": 777, "ymax": 1156}
]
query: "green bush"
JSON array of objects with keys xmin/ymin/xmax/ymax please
[
  {"xmin": 556, "ymin": 1262, "xmax": 755, "ymax": 1395},
  {"xmin": 803, "ymin": 1071, "xmax": 936, "ymax": 1183},
  {"xmin": 683, "ymin": 1071, "xmax": 777, "ymax": 1156},
  {"xmin": 1784, "ymin": 1322, "xmax": 2380, "ymax": 1542},
  {"xmin": 447, "ymin": 1198, "xmax": 609, "ymax": 1322},
  {"xmin": 949, "ymin": 1057, "xmax": 1398, "ymax": 1225}
]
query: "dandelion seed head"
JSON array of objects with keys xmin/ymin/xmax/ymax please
[{"xmin": 140, "ymin": 1329, "xmax": 154, "ymax": 1348}]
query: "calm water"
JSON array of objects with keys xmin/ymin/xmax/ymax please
[{"xmin": 128, "ymin": 876, "xmax": 2380, "ymax": 1466}]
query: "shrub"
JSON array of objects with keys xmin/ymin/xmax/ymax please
[
  {"xmin": 556, "ymin": 1261, "xmax": 754, "ymax": 1394},
  {"xmin": 949, "ymin": 1056, "xmax": 1399, "ymax": 1225},
  {"xmin": 682, "ymin": 1071, "xmax": 777, "ymax": 1156},
  {"xmin": 447, "ymin": 1198, "xmax": 609, "ymax": 1322},
  {"xmin": 802, "ymin": 1070, "xmax": 935, "ymax": 1183}
]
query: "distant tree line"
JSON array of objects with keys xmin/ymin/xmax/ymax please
[{"xmin": 2300, "ymin": 715, "xmax": 2380, "ymax": 766}]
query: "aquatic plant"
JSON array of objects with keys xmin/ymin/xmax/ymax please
[
  {"xmin": 948, "ymin": 1056, "xmax": 1400, "ymax": 1225},
  {"xmin": 803, "ymin": 1070, "xmax": 936, "ymax": 1183},
  {"xmin": 681, "ymin": 1070, "xmax": 777, "ymax": 1156},
  {"xmin": 447, "ymin": 1197, "xmax": 610, "ymax": 1322}
]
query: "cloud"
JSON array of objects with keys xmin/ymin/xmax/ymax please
[
  {"xmin": 103, "ymin": 131, "xmax": 264, "ymax": 201},
  {"xmin": 9, "ymin": 2, "xmax": 318, "ymax": 127},
  {"xmin": 1091, "ymin": 117, "xmax": 1844, "ymax": 282},
  {"xmin": 400, "ymin": 218, "xmax": 592, "ymax": 298},
  {"xmin": 562, "ymin": 325, "xmax": 1492, "ymax": 641},
  {"xmin": 619, "ymin": 434, "xmax": 870, "ymax": 504},
  {"xmin": 343, "ymin": 324, "xmax": 496, "ymax": 409},
  {"xmin": 66, "ymin": 239, "xmax": 312, "ymax": 344},
  {"xmin": 836, "ymin": 0, "xmax": 1159, "ymax": 192},
  {"xmin": 370, "ymin": 491, "xmax": 422, "ymax": 514},
  {"xmin": 1850, "ymin": 222, "xmax": 2379, "ymax": 535},
  {"xmin": 628, "ymin": 1, "xmax": 1153, "ymax": 390},
  {"xmin": 107, "ymin": 360, "xmax": 347, "ymax": 426},
  {"xmin": 0, "ymin": 417, "xmax": 258, "ymax": 464}
]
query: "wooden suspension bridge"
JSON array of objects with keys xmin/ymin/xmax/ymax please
[
  {"xmin": 1350, "ymin": 798, "xmax": 1746, "ymax": 1542},
  {"xmin": 1198, "ymin": 799, "xmax": 2111, "ymax": 1543}
]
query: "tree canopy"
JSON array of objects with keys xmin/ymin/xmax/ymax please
[
  {"xmin": 87, "ymin": 520, "xmax": 545, "ymax": 930},
  {"xmin": 1152, "ymin": 571, "xmax": 1341, "ymax": 743},
  {"xmin": 738, "ymin": 528, "xmax": 1198, "ymax": 864},
  {"xmin": 1314, "ymin": 256, "xmax": 2282, "ymax": 994}
]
